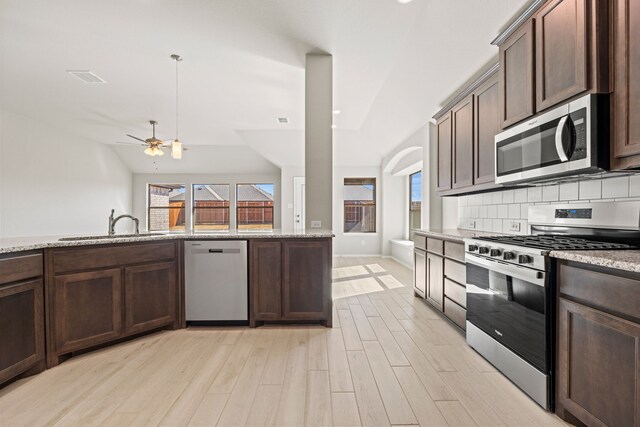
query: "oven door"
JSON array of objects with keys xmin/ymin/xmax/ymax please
[
  {"xmin": 495, "ymin": 104, "xmax": 577, "ymax": 184},
  {"xmin": 465, "ymin": 253, "xmax": 549, "ymax": 373}
]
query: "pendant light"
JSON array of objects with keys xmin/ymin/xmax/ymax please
[{"xmin": 171, "ymin": 54, "xmax": 183, "ymax": 159}]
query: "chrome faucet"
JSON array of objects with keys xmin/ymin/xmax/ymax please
[{"xmin": 108, "ymin": 209, "xmax": 140, "ymax": 236}]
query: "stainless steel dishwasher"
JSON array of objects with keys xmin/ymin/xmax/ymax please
[{"xmin": 184, "ymin": 240, "xmax": 248, "ymax": 325}]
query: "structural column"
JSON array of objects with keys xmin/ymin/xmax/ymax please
[{"xmin": 304, "ymin": 54, "xmax": 333, "ymax": 230}]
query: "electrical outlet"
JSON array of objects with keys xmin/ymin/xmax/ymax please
[
  {"xmin": 508, "ymin": 221, "xmax": 521, "ymax": 232},
  {"xmin": 467, "ymin": 220, "xmax": 476, "ymax": 229},
  {"xmin": 310, "ymin": 220, "xmax": 322, "ymax": 228}
]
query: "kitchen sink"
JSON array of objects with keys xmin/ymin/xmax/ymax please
[{"xmin": 58, "ymin": 233, "xmax": 165, "ymax": 241}]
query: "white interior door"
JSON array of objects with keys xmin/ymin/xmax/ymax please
[{"xmin": 293, "ymin": 177, "xmax": 305, "ymax": 231}]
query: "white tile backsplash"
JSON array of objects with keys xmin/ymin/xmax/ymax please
[
  {"xmin": 559, "ymin": 182, "xmax": 579, "ymax": 200},
  {"xmin": 579, "ymin": 179, "xmax": 602, "ymax": 199},
  {"xmin": 457, "ymin": 174, "xmax": 640, "ymax": 234}
]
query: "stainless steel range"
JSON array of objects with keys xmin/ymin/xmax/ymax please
[{"xmin": 464, "ymin": 201, "xmax": 640, "ymax": 410}]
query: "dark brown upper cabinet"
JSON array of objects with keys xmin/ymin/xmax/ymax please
[
  {"xmin": 436, "ymin": 114, "xmax": 452, "ymax": 192},
  {"xmin": 451, "ymin": 95, "xmax": 474, "ymax": 189},
  {"xmin": 612, "ymin": 0, "xmax": 640, "ymax": 170},
  {"xmin": 535, "ymin": 0, "xmax": 588, "ymax": 110},
  {"xmin": 474, "ymin": 72, "xmax": 500, "ymax": 186},
  {"xmin": 499, "ymin": 20, "xmax": 535, "ymax": 128}
]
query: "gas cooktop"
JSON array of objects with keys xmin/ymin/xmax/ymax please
[{"xmin": 473, "ymin": 235, "xmax": 640, "ymax": 251}]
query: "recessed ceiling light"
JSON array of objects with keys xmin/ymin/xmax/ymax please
[
  {"xmin": 333, "ymin": 109, "xmax": 341, "ymax": 115},
  {"xmin": 331, "ymin": 124, "xmax": 337, "ymax": 129},
  {"xmin": 66, "ymin": 70, "xmax": 107, "ymax": 84},
  {"xmin": 397, "ymin": 0, "xmax": 414, "ymax": 3},
  {"xmin": 277, "ymin": 117, "xmax": 289, "ymax": 124}
]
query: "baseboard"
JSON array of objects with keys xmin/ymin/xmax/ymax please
[
  {"xmin": 382, "ymin": 255, "xmax": 413, "ymax": 269},
  {"xmin": 333, "ymin": 254, "xmax": 383, "ymax": 258}
]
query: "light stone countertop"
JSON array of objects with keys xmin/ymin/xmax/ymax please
[
  {"xmin": 549, "ymin": 249, "xmax": 640, "ymax": 274},
  {"xmin": 414, "ymin": 228, "xmax": 498, "ymax": 243},
  {"xmin": 0, "ymin": 229, "xmax": 335, "ymax": 254}
]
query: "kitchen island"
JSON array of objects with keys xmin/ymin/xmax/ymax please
[{"xmin": 0, "ymin": 230, "xmax": 333, "ymax": 387}]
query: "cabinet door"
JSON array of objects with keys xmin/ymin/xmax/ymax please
[
  {"xmin": 535, "ymin": 0, "xmax": 588, "ymax": 111},
  {"xmin": 426, "ymin": 253, "xmax": 444, "ymax": 311},
  {"xmin": 124, "ymin": 262, "xmax": 176, "ymax": 335},
  {"xmin": 53, "ymin": 269, "xmax": 122, "ymax": 354},
  {"xmin": 499, "ymin": 19, "xmax": 535, "ymax": 128},
  {"xmin": 413, "ymin": 250, "xmax": 426, "ymax": 297},
  {"xmin": 452, "ymin": 95, "xmax": 474, "ymax": 189},
  {"xmin": 0, "ymin": 280, "xmax": 44, "ymax": 385},
  {"xmin": 474, "ymin": 73, "xmax": 500, "ymax": 186},
  {"xmin": 612, "ymin": 0, "xmax": 640, "ymax": 169},
  {"xmin": 250, "ymin": 241, "xmax": 282, "ymax": 322},
  {"xmin": 282, "ymin": 240, "xmax": 330, "ymax": 320},
  {"xmin": 436, "ymin": 114, "xmax": 452, "ymax": 192},
  {"xmin": 557, "ymin": 297, "xmax": 640, "ymax": 427}
]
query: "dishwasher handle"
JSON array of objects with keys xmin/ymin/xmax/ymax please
[{"xmin": 208, "ymin": 248, "xmax": 241, "ymax": 254}]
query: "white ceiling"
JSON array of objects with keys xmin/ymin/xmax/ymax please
[{"xmin": 0, "ymin": 0, "xmax": 527, "ymax": 172}]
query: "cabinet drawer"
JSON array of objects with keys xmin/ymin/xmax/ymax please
[
  {"xmin": 0, "ymin": 253, "xmax": 43, "ymax": 286},
  {"xmin": 53, "ymin": 242, "xmax": 176, "ymax": 273},
  {"xmin": 427, "ymin": 238, "xmax": 444, "ymax": 255},
  {"xmin": 558, "ymin": 262, "xmax": 640, "ymax": 322},
  {"xmin": 414, "ymin": 234, "xmax": 426, "ymax": 251},
  {"xmin": 444, "ymin": 297, "xmax": 466, "ymax": 330},
  {"xmin": 444, "ymin": 258, "xmax": 466, "ymax": 285},
  {"xmin": 444, "ymin": 241, "xmax": 465, "ymax": 262},
  {"xmin": 444, "ymin": 278, "xmax": 466, "ymax": 308}
]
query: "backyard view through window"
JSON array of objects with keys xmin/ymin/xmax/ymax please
[
  {"xmin": 148, "ymin": 184, "xmax": 186, "ymax": 231},
  {"xmin": 410, "ymin": 171, "xmax": 422, "ymax": 241},
  {"xmin": 237, "ymin": 184, "xmax": 274, "ymax": 230},
  {"xmin": 193, "ymin": 184, "xmax": 230, "ymax": 231},
  {"xmin": 344, "ymin": 178, "xmax": 376, "ymax": 233}
]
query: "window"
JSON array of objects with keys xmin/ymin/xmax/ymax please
[
  {"xmin": 237, "ymin": 184, "xmax": 274, "ymax": 230},
  {"xmin": 344, "ymin": 178, "xmax": 376, "ymax": 233},
  {"xmin": 409, "ymin": 171, "xmax": 422, "ymax": 241},
  {"xmin": 193, "ymin": 184, "xmax": 230, "ymax": 231},
  {"xmin": 148, "ymin": 184, "xmax": 186, "ymax": 231}
]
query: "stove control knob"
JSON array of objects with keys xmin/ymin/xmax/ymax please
[
  {"xmin": 518, "ymin": 255, "xmax": 533, "ymax": 264},
  {"xmin": 490, "ymin": 249, "xmax": 502, "ymax": 257},
  {"xmin": 468, "ymin": 244, "xmax": 478, "ymax": 252},
  {"xmin": 478, "ymin": 247, "xmax": 489, "ymax": 254},
  {"xmin": 503, "ymin": 251, "xmax": 516, "ymax": 260}
]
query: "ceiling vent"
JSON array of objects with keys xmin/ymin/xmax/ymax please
[
  {"xmin": 277, "ymin": 117, "xmax": 289, "ymax": 124},
  {"xmin": 66, "ymin": 70, "xmax": 107, "ymax": 84}
]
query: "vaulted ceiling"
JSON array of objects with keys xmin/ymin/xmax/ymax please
[{"xmin": 0, "ymin": 0, "xmax": 527, "ymax": 172}]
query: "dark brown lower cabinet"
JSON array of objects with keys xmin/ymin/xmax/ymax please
[
  {"xmin": 53, "ymin": 268, "xmax": 123, "ymax": 356},
  {"xmin": 283, "ymin": 240, "xmax": 331, "ymax": 321},
  {"xmin": 124, "ymin": 262, "xmax": 176, "ymax": 335},
  {"xmin": 426, "ymin": 252, "xmax": 444, "ymax": 311},
  {"xmin": 556, "ymin": 260, "xmax": 640, "ymax": 426},
  {"xmin": 250, "ymin": 241, "xmax": 282, "ymax": 322},
  {"xmin": 46, "ymin": 241, "xmax": 180, "ymax": 367},
  {"xmin": 250, "ymin": 239, "xmax": 332, "ymax": 327},
  {"xmin": 0, "ymin": 278, "xmax": 45, "ymax": 386}
]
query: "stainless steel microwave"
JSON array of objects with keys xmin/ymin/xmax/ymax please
[{"xmin": 495, "ymin": 94, "xmax": 608, "ymax": 185}]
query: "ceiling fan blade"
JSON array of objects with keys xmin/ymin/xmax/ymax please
[
  {"xmin": 126, "ymin": 134, "xmax": 148, "ymax": 143},
  {"xmin": 115, "ymin": 141, "xmax": 147, "ymax": 146}
]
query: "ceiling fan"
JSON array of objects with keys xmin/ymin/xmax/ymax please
[{"xmin": 125, "ymin": 120, "xmax": 171, "ymax": 157}]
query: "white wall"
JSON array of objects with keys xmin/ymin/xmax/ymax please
[
  {"xmin": 380, "ymin": 172, "xmax": 405, "ymax": 255},
  {"xmin": 0, "ymin": 110, "xmax": 132, "ymax": 238},
  {"xmin": 333, "ymin": 165, "xmax": 382, "ymax": 255},
  {"xmin": 132, "ymin": 173, "xmax": 282, "ymax": 231},
  {"xmin": 280, "ymin": 165, "xmax": 305, "ymax": 231}
]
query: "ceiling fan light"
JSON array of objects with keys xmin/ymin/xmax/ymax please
[
  {"xmin": 144, "ymin": 146, "xmax": 154, "ymax": 156},
  {"xmin": 171, "ymin": 139, "xmax": 182, "ymax": 159},
  {"xmin": 156, "ymin": 147, "xmax": 165, "ymax": 156}
]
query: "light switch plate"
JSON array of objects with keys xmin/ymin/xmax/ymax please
[
  {"xmin": 467, "ymin": 220, "xmax": 476, "ymax": 229},
  {"xmin": 310, "ymin": 220, "xmax": 322, "ymax": 228},
  {"xmin": 508, "ymin": 221, "xmax": 521, "ymax": 232}
]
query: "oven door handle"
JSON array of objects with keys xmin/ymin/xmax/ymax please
[{"xmin": 465, "ymin": 254, "xmax": 546, "ymax": 287}]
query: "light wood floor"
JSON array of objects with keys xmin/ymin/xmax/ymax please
[{"xmin": 0, "ymin": 256, "xmax": 566, "ymax": 427}]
